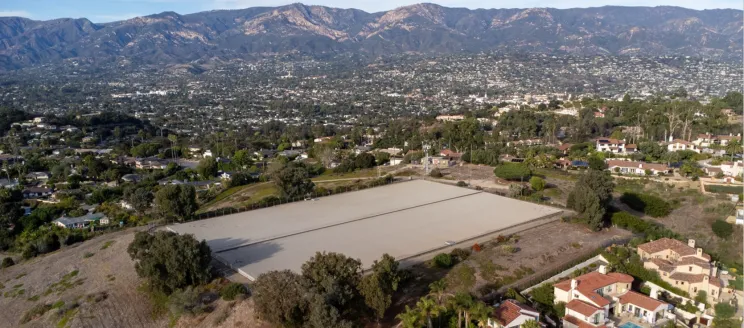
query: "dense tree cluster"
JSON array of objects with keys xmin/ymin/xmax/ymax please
[
  {"xmin": 127, "ymin": 231, "xmax": 212, "ymax": 294},
  {"xmin": 253, "ymin": 252, "xmax": 403, "ymax": 327}
]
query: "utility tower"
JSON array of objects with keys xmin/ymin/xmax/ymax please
[{"xmin": 422, "ymin": 143, "xmax": 431, "ymax": 175}]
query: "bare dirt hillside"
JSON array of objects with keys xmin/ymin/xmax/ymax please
[{"xmin": 0, "ymin": 229, "xmax": 267, "ymax": 328}]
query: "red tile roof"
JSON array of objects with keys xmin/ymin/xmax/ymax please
[
  {"xmin": 637, "ymin": 238, "xmax": 696, "ymax": 256},
  {"xmin": 648, "ymin": 258, "xmax": 675, "ymax": 273},
  {"xmin": 492, "ymin": 299, "xmax": 539, "ymax": 326},
  {"xmin": 567, "ymin": 299, "xmax": 603, "ymax": 317},
  {"xmin": 618, "ymin": 291, "xmax": 667, "ymax": 311},
  {"xmin": 554, "ymin": 271, "xmax": 633, "ymax": 292},
  {"xmin": 563, "ymin": 315, "xmax": 606, "ymax": 328}
]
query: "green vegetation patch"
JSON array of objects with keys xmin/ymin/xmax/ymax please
[
  {"xmin": 100, "ymin": 240, "xmax": 115, "ymax": 250},
  {"xmin": 704, "ymin": 184, "xmax": 743, "ymax": 194},
  {"xmin": 620, "ymin": 192, "xmax": 672, "ymax": 217}
]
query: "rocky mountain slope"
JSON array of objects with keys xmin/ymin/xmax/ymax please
[{"xmin": 0, "ymin": 3, "xmax": 741, "ymax": 70}]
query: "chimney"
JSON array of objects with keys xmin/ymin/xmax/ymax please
[
  {"xmin": 598, "ymin": 265, "xmax": 608, "ymax": 275},
  {"xmin": 711, "ymin": 266, "xmax": 718, "ymax": 277},
  {"xmin": 688, "ymin": 239, "xmax": 696, "ymax": 248},
  {"xmin": 696, "ymin": 248, "xmax": 703, "ymax": 257},
  {"xmin": 571, "ymin": 279, "xmax": 578, "ymax": 290}
]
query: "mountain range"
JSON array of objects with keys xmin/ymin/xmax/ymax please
[{"xmin": 0, "ymin": 3, "xmax": 742, "ymax": 70}]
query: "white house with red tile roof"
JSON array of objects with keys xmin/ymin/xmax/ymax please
[
  {"xmin": 637, "ymin": 239, "xmax": 723, "ymax": 302},
  {"xmin": 554, "ymin": 266, "xmax": 668, "ymax": 328},
  {"xmin": 487, "ymin": 299, "xmax": 540, "ymax": 328},
  {"xmin": 666, "ymin": 139, "xmax": 700, "ymax": 153},
  {"xmin": 595, "ymin": 138, "xmax": 636, "ymax": 154},
  {"xmin": 606, "ymin": 160, "xmax": 671, "ymax": 176}
]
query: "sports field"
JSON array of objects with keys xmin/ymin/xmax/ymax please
[{"xmin": 169, "ymin": 180, "xmax": 562, "ymax": 280}]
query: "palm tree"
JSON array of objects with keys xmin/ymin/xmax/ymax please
[
  {"xmin": 449, "ymin": 292, "xmax": 474, "ymax": 328},
  {"xmin": 470, "ymin": 301, "xmax": 492, "ymax": 328},
  {"xmin": 521, "ymin": 319, "xmax": 540, "ymax": 328},
  {"xmin": 396, "ymin": 305, "xmax": 423, "ymax": 328},
  {"xmin": 428, "ymin": 280, "xmax": 451, "ymax": 305},
  {"xmin": 417, "ymin": 297, "xmax": 442, "ymax": 328}
]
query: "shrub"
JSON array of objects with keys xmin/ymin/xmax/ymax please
[
  {"xmin": 471, "ymin": 243, "xmax": 482, "ymax": 252},
  {"xmin": 19, "ymin": 303, "xmax": 53, "ymax": 324},
  {"xmin": 494, "ymin": 163, "xmax": 531, "ymax": 181},
  {"xmin": 220, "ymin": 282, "xmax": 248, "ymax": 301},
  {"xmin": 712, "ymin": 220, "xmax": 733, "ymax": 239},
  {"xmin": 429, "ymin": 168, "xmax": 443, "ymax": 178},
  {"xmin": 433, "ymin": 253, "xmax": 453, "ymax": 268},
  {"xmin": 456, "ymin": 181, "xmax": 467, "ymax": 187},
  {"xmin": 450, "ymin": 248, "xmax": 471, "ymax": 261},
  {"xmin": 620, "ymin": 192, "xmax": 672, "ymax": 217},
  {"xmin": 1, "ymin": 257, "xmax": 14, "ymax": 268},
  {"xmin": 529, "ymin": 176, "xmax": 546, "ymax": 191}
]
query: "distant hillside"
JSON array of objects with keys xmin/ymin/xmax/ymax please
[{"xmin": 0, "ymin": 4, "xmax": 742, "ymax": 70}]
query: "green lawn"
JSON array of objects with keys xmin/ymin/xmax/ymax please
[
  {"xmin": 197, "ymin": 183, "xmax": 277, "ymax": 213},
  {"xmin": 704, "ymin": 184, "xmax": 743, "ymax": 195}
]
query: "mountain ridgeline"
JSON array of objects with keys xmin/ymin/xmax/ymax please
[{"xmin": 0, "ymin": 3, "xmax": 742, "ymax": 70}]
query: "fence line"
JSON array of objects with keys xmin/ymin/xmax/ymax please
[
  {"xmin": 481, "ymin": 235, "xmax": 634, "ymax": 303},
  {"xmin": 193, "ymin": 175, "xmax": 405, "ymax": 221}
]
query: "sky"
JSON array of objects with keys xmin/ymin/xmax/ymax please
[{"xmin": 1, "ymin": 0, "xmax": 741, "ymax": 23}]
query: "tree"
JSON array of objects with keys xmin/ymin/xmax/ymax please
[
  {"xmin": 694, "ymin": 290, "xmax": 708, "ymax": 305},
  {"xmin": 416, "ymin": 297, "xmax": 441, "ymax": 328},
  {"xmin": 588, "ymin": 155, "xmax": 607, "ymax": 170},
  {"xmin": 713, "ymin": 303, "xmax": 738, "ymax": 328},
  {"xmin": 494, "ymin": 163, "xmax": 531, "ymax": 181},
  {"xmin": 396, "ymin": 305, "xmax": 424, "ymax": 328},
  {"xmin": 529, "ymin": 176, "xmax": 545, "ymax": 191},
  {"xmin": 232, "ymin": 150, "xmax": 252, "ymax": 169},
  {"xmin": 127, "ymin": 231, "xmax": 211, "ymax": 294},
  {"xmin": 711, "ymin": 220, "xmax": 733, "ymax": 239},
  {"xmin": 0, "ymin": 188, "xmax": 23, "ymax": 249},
  {"xmin": 127, "ymin": 187, "xmax": 153, "ymax": 214},
  {"xmin": 448, "ymin": 292, "xmax": 474, "ymax": 328},
  {"xmin": 197, "ymin": 157, "xmax": 218, "ymax": 179},
  {"xmin": 301, "ymin": 252, "xmax": 362, "ymax": 312},
  {"xmin": 354, "ymin": 153, "xmax": 377, "ymax": 169},
  {"xmin": 154, "ymin": 184, "xmax": 197, "ymax": 222},
  {"xmin": 429, "ymin": 168, "xmax": 443, "ymax": 178},
  {"xmin": 272, "ymin": 163, "xmax": 315, "ymax": 199},
  {"xmin": 359, "ymin": 254, "xmax": 401, "ymax": 320},
  {"xmin": 521, "ymin": 319, "xmax": 540, "ymax": 328},
  {"xmin": 252, "ymin": 270, "xmax": 308, "ymax": 327},
  {"xmin": 567, "ymin": 184, "xmax": 606, "ymax": 231}
]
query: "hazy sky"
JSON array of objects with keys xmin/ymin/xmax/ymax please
[{"xmin": 1, "ymin": 0, "xmax": 741, "ymax": 22}]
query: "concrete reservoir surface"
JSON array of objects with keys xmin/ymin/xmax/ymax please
[{"xmin": 168, "ymin": 179, "xmax": 561, "ymax": 280}]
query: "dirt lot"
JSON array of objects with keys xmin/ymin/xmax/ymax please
[
  {"xmin": 385, "ymin": 220, "xmax": 633, "ymax": 325},
  {"xmin": 0, "ymin": 229, "xmax": 268, "ymax": 328}
]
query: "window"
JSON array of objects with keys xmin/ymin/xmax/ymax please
[
  {"xmin": 689, "ymin": 266, "xmax": 693, "ymax": 272},
  {"xmin": 693, "ymin": 287, "xmax": 697, "ymax": 292}
]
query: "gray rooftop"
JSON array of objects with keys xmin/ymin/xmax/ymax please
[{"xmin": 169, "ymin": 180, "xmax": 561, "ymax": 280}]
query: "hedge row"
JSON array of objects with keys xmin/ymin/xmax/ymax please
[
  {"xmin": 620, "ymin": 192, "xmax": 672, "ymax": 217},
  {"xmin": 610, "ymin": 212, "xmax": 681, "ymax": 240}
]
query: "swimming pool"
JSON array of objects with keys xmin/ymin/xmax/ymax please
[{"xmin": 619, "ymin": 322, "xmax": 643, "ymax": 328}]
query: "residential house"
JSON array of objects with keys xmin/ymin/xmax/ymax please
[
  {"xmin": 203, "ymin": 150, "xmax": 214, "ymax": 158},
  {"xmin": 53, "ymin": 213, "xmax": 109, "ymax": 229},
  {"xmin": 507, "ymin": 139, "xmax": 544, "ymax": 147},
  {"xmin": 720, "ymin": 161, "xmax": 743, "ymax": 177},
  {"xmin": 388, "ymin": 157, "xmax": 403, "ymax": 166},
  {"xmin": 595, "ymin": 138, "xmax": 637, "ymax": 154},
  {"xmin": 436, "ymin": 114, "xmax": 465, "ymax": 122},
  {"xmin": 22, "ymin": 187, "xmax": 53, "ymax": 199},
  {"xmin": 378, "ymin": 148, "xmax": 403, "ymax": 156},
  {"xmin": 667, "ymin": 140, "xmax": 700, "ymax": 153},
  {"xmin": 637, "ymin": 239, "xmax": 723, "ymax": 301},
  {"xmin": 487, "ymin": 299, "xmax": 540, "ymax": 328},
  {"xmin": 694, "ymin": 133, "xmax": 742, "ymax": 147},
  {"xmin": 554, "ymin": 266, "xmax": 669, "ymax": 328},
  {"xmin": 253, "ymin": 149, "xmax": 276, "ymax": 160},
  {"xmin": 220, "ymin": 171, "xmax": 236, "ymax": 180},
  {"xmin": 25, "ymin": 171, "xmax": 50, "ymax": 181},
  {"xmin": 135, "ymin": 157, "xmax": 169, "ymax": 170},
  {"xmin": 703, "ymin": 167, "xmax": 723, "ymax": 177},
  {"xmin": 558, "ymin": 143, "xmax": 573, "ymax": 156},
  {"xmin": 440, "ymin": 149, "xmax": 462, "ymax": 161},
  {"xmin": 278, "ymin": 150, "xmax": 302, "ymax": 158},
  {"xmin": 353, "ymin": 145, "xmax": 371, "ymax": 155},
  {"xmin": 121, "ymin": 174, "xmax": 142, "ymax": 183},
  {"xmin": 606, "ymin": 160, "xmax": 671, "ymax": 176},
  {"xmin": 0, "ymin": 178, "xmax": 19, "ymax": 189}
]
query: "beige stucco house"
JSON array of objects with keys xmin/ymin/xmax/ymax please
[{"xmin": 637, "ymin": 238, "xmax": 723, "ymax": 302}]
